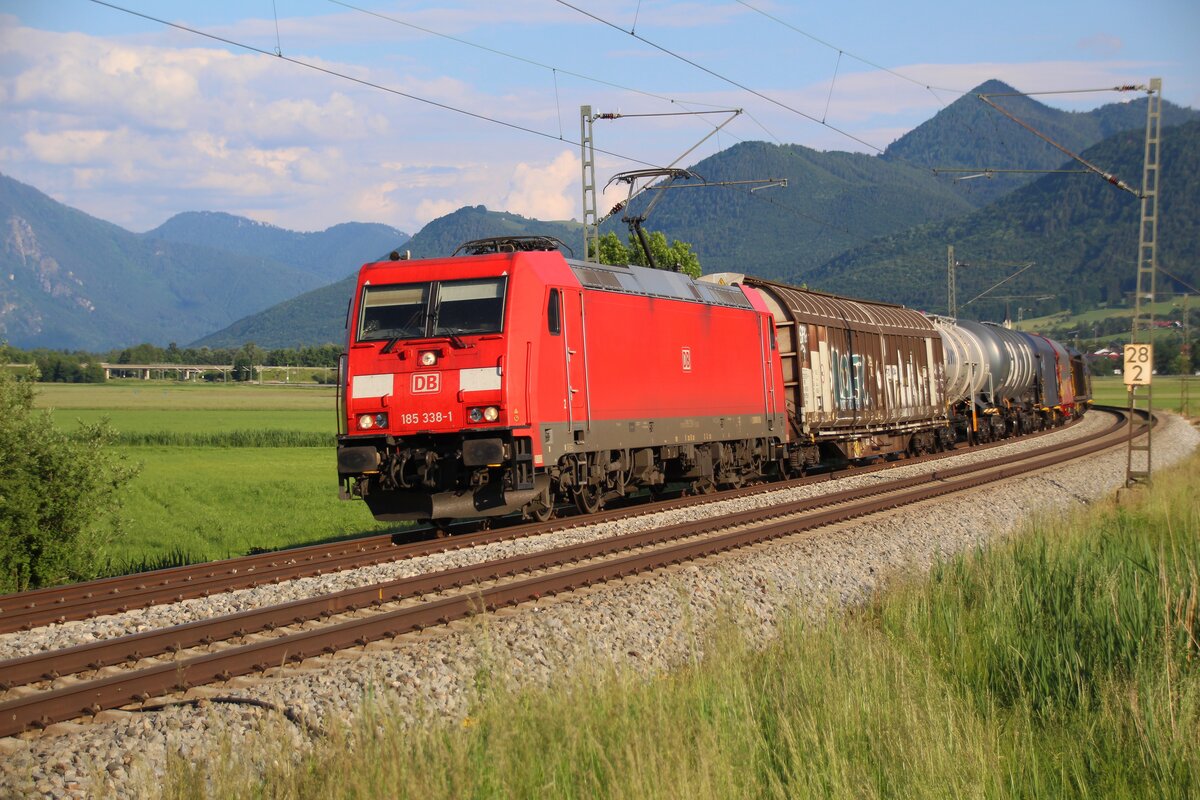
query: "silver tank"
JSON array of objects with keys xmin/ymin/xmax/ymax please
[
  {"xmin": 957, "ymin": 320, "xmax": 1036, "ymax": 401},
  {"xmin": 932, "ymin": 317, "xmax": 987, "ymax": 404}
]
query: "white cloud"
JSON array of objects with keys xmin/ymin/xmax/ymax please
[
  {"xmin": 23, "ymin": 129, "xmax": 114, "ymax": 164},
  {"xmin": 501, "ymin": 150, "xmax": 579, "ymax": 221},
  {"xmin": 2, "ymin": 4, "xmax": 1188, "ymax": 240},
  {"xmin": 414, "ymin": 198, "xmax": 464, "ymax": 222}
]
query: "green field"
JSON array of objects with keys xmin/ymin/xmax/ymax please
[
  {"xmin": 1015, "ymin": 299, "xmax": 1183, "ymax": 332},
  {"xmin": 1091, "ymin": 375, "xmax": 1199, "ymax": 415},
  {"xmin": 110, "ymin": 446, "xmax": 396, "ymax": 569},
  {"xmin": 31, "ymin": 382, "xmax": 399, "ymax": 572},
  {"xmin": 37, "ymin": 381, "xmax": 335, "ymax": 412}
]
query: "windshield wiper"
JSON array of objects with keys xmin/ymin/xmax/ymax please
[{"xmin": 380, "ymin": 337, "xmax": 401, "ymax": 354}]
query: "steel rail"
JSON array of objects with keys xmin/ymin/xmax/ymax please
[
  {"xmin": 0, "ymin": 408, "xmax": 1139, "ymax": 737},
  {"xmin": 0, "ymin": 411, "xmax": 1120, "ymax": 687},
  {"xmin": 0, "ymin": 411, "xmax": 1091, "ymax": 633}
]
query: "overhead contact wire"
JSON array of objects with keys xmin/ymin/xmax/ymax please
[
  {"xmin": 553, "ymin": 0, "xmax": 886, "ymax": 154},
  {"xmin": 323, "ymin": 0, "xmax": 730, "ymax": 111},
  {"xmin": 733, "ymin": 0, "xmax": 968, "ymax": 95},
  {"xmin": 86, "ymin": 0, "xmax": 661, "ymax": 169}
]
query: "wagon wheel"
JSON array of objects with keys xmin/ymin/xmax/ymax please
[{"xmin": 573, "ymin": 483, "xmax": 603, "ymax": 514}]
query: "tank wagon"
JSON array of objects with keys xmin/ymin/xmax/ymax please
[
  {"xmin": 932, "ymin": 318, "xmax": 1091, "ymax": 443},
  {"xmin": 336, "ymin": 238, "xmax": 1088, "ymax": 524}
]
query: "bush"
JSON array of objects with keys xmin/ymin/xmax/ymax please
[{"xmin": 0, "ymin": 371, "xmax": 140, "ymax": 592}]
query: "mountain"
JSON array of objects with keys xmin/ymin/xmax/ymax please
[
  {"xmin": 597, "ymin": 82, "xmax": 1196, "ymax": 281},
  {"xmin": 0, "ymin": 174, "xmax": 331, "ymax": 350},
  {"xmin": 882, "ymin": 79, "xmax": 1199, "ymax": 207},
  {"xmin": 399, "ymin": 205, "xmax": 582, "ymax": 259},
  {"xmin": 9, "ymin": 79, "xmax": 1195, "ymax": 350},
  {"xmin": 805, "ymin": 119, "xmax": 1200, "ymax": 321},
  {"xmin": 191, "ymin": 205, "xmax": 579, "ymax": 348},
  {"xmin": 0, "ymin": 174, "xmax": 411, "ymax": 350},
  {"xmin": 604, "ymin": 140, "xmax": 974, "ymax": 280},
  {"xmin": 144, "ymin": 211, "xmax": 408, "ymax": 285},
  {"xmin": 196, "ymin": 97, "xmax": 1200, "ymax": 349}
]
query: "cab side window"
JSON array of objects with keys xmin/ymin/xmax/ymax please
[{"xmin": 547, "ymin": 289, "xmax": 561, "ymax": 335}]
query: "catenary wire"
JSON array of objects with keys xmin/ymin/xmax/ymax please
[
  {"xmin": 733, "ymin": 0, "xmax": 969, "ymax": 95},
  {"xmin": 86, "ymin": 0, "xmax": 662, "ymax": 170},
  {"xmin": 553, "ymin": 0, "xmax": 886, "ymax": 154}
]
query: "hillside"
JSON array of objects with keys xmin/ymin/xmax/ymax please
[
  {"xmin": 9, "ymin": 78, "xmax": 1195, "ymax": 351},
  {"xmin": 401, "ymin": 205, "xmax": 582, "ymax": 259},
  {"xmin": 192, "ymin": 206, "xmax": 579, "ymax": 348},
  {"xmin": 606, "ymin": 140, "xmax": 974, "ymax": 280},
  {"xmin": 882, "ymin": 79, "xmax": 1199, "ymax": 207},
  {"xmin": 0, "ymin": 174, "xmax": 330, "ymax": 350},
  {"xmin": 144, "ymin": 212, "xmax": 409, "ymax": 285},
  {"xmin": 603, "ymin": 81, "xmax": 1196, "ymax": 279},
  {"xmin": 805, "ymin": 119, "xmax": 1200, "ymax": 321},
  {"xmin": 0, "ymin": 174, "xmax": 413, "ymax": 350},
  {"xmin": 200, "ymin": 105, "xmax": 1200, "ymax": 350}
]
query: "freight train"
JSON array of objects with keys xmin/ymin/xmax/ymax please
[{"xmin": 336, "ymin": 236, "xmax": 1090, "ymax": 524}]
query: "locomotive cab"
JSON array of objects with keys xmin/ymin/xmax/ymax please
[{"xmin": 337, "ymin": 247, "xmax": 560, "ymax": 521}]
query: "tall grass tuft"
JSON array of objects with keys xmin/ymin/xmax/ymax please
[
  {"xmin": 148, "ymin": 452, "xmax": 1200, "ymax": 799},
  {"xmin": 115, "ymin": 430, "xmax": 333, "ymax": 447},
  {"xmin": 101, "ymin": 546, "xmax": 209, "ymax": 578}
]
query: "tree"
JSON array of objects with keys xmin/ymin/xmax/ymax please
[
  {"xmin": 232, "ymin": 342, "xmax": 265, "ymax": 382},
  {"xmin": 590, "ymin": 230, "xmax": 702, "ymax": 278},
  {"xmin": 0, "ymin": 371, "xmax": 140, "ymax": 592}
]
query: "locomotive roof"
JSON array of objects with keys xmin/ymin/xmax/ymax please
[{"xmin": 567, "ymin": 259, "xmax": 753, "ymax": 311}]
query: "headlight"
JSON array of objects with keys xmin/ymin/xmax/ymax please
[
  {"xmin": 358, "ymin": 413, "xmax": 387, "ymax": 430},
  {"xmin": 419, "ymin": 351, "xmax": 437, "ymax": 366},
  {"xmin": 468, "ymin": 406, "xmax": 500, "ymax": 423}
]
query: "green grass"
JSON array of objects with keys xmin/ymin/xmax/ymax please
[
  {"xmin": 152, "ymin": 451, "xmax": 1200, "ymax": 800},
  {"xmin": 1015, "ymin": 299, "xmax": 1184, "ymax": 331},
  {"xmin": 35, "ymin": 381, "xmax": 336, "ymax": 411},
  {"xmin": 23, "ymin": 381, "xmax": 398, "ymax": 574},
  {"xmin": 1091, "ymin": 375, "xmax": 1200, "ymax": 415},
  {"xmin": 51, "ymin": 409, "xmax": 334, "ymax": 435},
  {"xmin": 104, "ymin": 446, "xmax": 398, "ymax": 571}
]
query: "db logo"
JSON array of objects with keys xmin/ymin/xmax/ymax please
[{"xmin": 411, "ymin": 372, "xmax": 441, "ymax": 394}]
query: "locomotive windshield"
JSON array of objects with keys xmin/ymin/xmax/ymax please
[{"xmin": 358, "ymin": 277, "xmax": 507, "ymax": 342}]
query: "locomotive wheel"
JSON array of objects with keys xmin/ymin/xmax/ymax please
[
  {"xmin": 573, "ymin": 483, "xmax": 602, "ymax": 514},
  {"xmin": 524, "ymin": 488, "xmax": 556, "ymax": 523}
]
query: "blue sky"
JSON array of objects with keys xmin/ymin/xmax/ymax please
[{"xmin": 2, "ymin": 0, "xmax": 1196, "ymax": 235}]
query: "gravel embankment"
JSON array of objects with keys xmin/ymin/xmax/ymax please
[{"xmin": 2, "ymin": 411, "xmax": 1197, "ymax": 798}]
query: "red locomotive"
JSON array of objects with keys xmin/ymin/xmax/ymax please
[{"xmin": 336, "ymin": 236, "xmax": 1086, "ymax": 524}]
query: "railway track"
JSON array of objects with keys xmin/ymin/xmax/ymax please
[
  {"xmin": 0, "ymin": 407, "xmax": 1143, "ymax": 738},
  {"xmin": 0, "ymin": 411, "xmax": 1095, "ymax": 634}
]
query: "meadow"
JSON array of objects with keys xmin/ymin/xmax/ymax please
[
  {"xmin": 1091, "ymin": 374, "xmax": 1198, "ymax": 415},
  {"xmin": 34, "ymin": 382, "xmax": 400, "ymax": 572}
]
